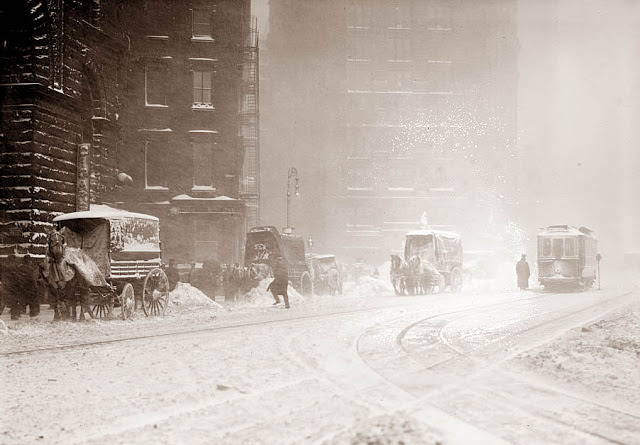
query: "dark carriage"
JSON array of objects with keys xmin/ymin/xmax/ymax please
[
  {"xmin": 50, "ymin": 205, "xmax": 170, "ymax": 319},
  {"xmin": 537, "ymin": 225, "xmax": 598, "ymax": 290},
  {"xmin": 244, "ymin": 226, "xmax": 313, "ymax": 296}
]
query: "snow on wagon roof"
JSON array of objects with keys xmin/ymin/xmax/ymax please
[
  {"xmin": 53, "ymin": 204, "xmax": 159, "ymax": 222},
  {"xmin": 405, "ymin": 229, "xmax": 461, "ymax": 239}
]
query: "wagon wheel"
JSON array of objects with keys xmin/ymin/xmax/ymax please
[
  {"xmin": 300, "ymin": 272, "xmax": 313, "ymax": 296},
  {"xmin": 142, "ymin": 268, "xmax": 170, "ymax": 316},
  {"xmin": 437, "ymin": 274, "xmax": 447, "ymax": 293},
  {"xmin": 91, "ymin": 288, "xmax": 114, "ymax": 319},
  {"xmin": 119, "ymin": 283, "xmax": 135, "ymax": 320},
  {"xmin": 449, "ymin": 268, "xmax": 463, "ymax": 292}
]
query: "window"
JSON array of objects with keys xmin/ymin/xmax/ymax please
[
  {"xmin": 192, "ymin": 9, "xmax": 212, "ymax": 38},
  {"xmin": 145, "ymin": 65, "xmax": 167, "ymax": 106},
  {"xmin": 542, "ymin": 238, "xmax": 551, "ymax": 257},
  {"xmin": 193, "ymin": 71, "xmax": 213, "ymax": 108},
  {"xmin": 389, "ymin": 4, "xmax": 411, "ymax": 29},
  {"xmin": 194, "ymin": 218, "xmax": 219, "ymax": 261},
  {"xmin": 388, "ymin": 35, "xmax": 411, "ymax": 62},
  {"xmin": 565, "ymin": 238, "xmax": 576, "ymax": 257},
  {"xmin": 144, "ymin": 140, "xmax": 168, "ymax": 188},
  {"xmin": 347, "ymin": 2, "xmax": 371, "ymax": 28},
  {"xmin": 193, "ymin": 141, "xmax": 214, "ymax": 188},
  {"xmin": 553, "ymin": 238, "xmax": 564, "ymax": 258},
  {"xmin": 347, "ymin": 32, "xmax": 370, "ymax": 62}
]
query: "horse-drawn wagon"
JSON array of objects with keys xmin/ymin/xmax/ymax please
[
  {"xmin": 46, "ymin": 205, "xmax": 170, "ymax": 320},
  {"xmin": 390, "ymin": 229, "xmax": 463, "ymax": 295}
]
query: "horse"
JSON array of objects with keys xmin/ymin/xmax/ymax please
[
  {"xmin": 41, "ymin": 229, "xmax": 95, "ymax": 320},
  {"xmin": 390, "ymin": 254, "xmax": 408, "ymax": 296},
  {"xmin": 326, "ymin": 267, "xmax": 341, "ymax": 295},
  {"xmin": 407, "ymin": 255, "xmax": 441, "ymax": 295}
]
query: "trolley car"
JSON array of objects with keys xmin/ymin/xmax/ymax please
[{"xmin": 537, "ymin": 225, "xmax": 598, "ymax": 290}]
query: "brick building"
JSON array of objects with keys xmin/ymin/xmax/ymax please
[
  {"xmin": 116, "ymin": 0, "xmax": 253, "ymax": 264},
  {"xmin": 0, "ymin": 0, "xmax": 126, "ymax": 257},
  {"xmin": 1, "ymin": 0, "xmax": 257, "ymax": 265}
]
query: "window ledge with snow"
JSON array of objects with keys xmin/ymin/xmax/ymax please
[
  {"xmin": 145, "ymin": 186, "xmax": 169, "ymax": 191},
  {"xmin": 191, "ymin": 186, "xmax": 216, "ymax": 192},
  {"xmin": 192, "ymin": 104, "xmax": 215, "ymax": 110},
  {"xmin": 145, "ymin": 103, "xmax": 169, "ymax": 108},
  {"xmin": 191, "ymin": 36, "xmax": 214, "ymax": 42}
]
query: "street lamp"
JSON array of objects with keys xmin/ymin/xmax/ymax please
[{"xmin": 286, "ymin": 167, "xmax": 299, "ymax": 229}]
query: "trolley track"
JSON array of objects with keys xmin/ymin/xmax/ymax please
[
  {"xmin": 354, "ymin": 289, "xmax": 638, "ymax": 444},
  {"xmin": 1, "ymin": 289, "xmax": 554, "ymax": 357}
]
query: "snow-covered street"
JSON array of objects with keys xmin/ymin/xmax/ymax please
[{"xmin": 1, "ymin": 276, "xmax": 639, "ymax": 445}]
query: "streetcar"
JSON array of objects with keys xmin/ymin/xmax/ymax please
[{"xmin": 537, "ymin": 225, "xmax": 598, "ymax": 290}]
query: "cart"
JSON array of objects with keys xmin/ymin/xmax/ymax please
[{"xmin": 51, "ymin": 205, "xmax": 170, "ymax": 319}]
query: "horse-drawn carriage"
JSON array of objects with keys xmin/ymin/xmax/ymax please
[
  {"xmin": 390, "ymin": 229, "xmax": 463, "ymax": 295},
  {"xmin": 244, "ymin": 226, "xmax": 314, "ymax": 296},
  {"xmin": 45, "ymin": 205, "xmax": 170, "ymax": 320}
]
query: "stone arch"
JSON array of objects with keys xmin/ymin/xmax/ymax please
[{"xmin": 78, "ymin": 52, "xmax": 116, "ymax": 202}]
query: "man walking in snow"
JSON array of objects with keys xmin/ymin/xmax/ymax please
[
  {"xmin": 516, "ymin": 254, "xmax": 530, "ymax": 290},
  {"xmin": 267, "ymin": 254, "xmax": 290, "ymax": 309}
]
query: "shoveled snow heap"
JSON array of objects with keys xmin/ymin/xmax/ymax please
[
  {"xmin": 343, "ymin": 274, "xmax": 394, "ymax": 297},
  {"xmin": 168, "ymin": 282, "xmax": 223, "ymax": 312},
  {"xmin": 241, "ymin": 278, "xmax": 306, "ymax": 307}
]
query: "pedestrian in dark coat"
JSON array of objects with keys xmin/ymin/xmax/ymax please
[
  {"xmin": 267, "ymin": 254, "xmax": 289, "ymax": 308},
  {"xmin": 165, "ymin": 259, "xmax": 180, "ymax": 291},
  {"xmin": 516, "ymin": 254, "xmax": 530, "ymax": 290}
]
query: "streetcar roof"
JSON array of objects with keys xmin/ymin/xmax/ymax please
[
  {"xmin": 53, "ymin": 204, "xmax": 159, "ymax": 222},
  {"xmin": 537, "ymin": 225, "xmax": 595, "ymax": 238}
]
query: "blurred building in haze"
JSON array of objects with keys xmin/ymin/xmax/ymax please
[{"xmin": 263, "ymin": 0, "xmax": 518, "ymax": 263}]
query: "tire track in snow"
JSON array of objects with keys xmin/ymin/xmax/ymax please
[{"xmin": 357, "ymin": 289, "xmax": 636, "ymax": 444}]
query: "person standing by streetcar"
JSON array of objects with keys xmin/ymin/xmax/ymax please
[{"xmin": 516, "ymin": 254, "xmax": 530, "ymax": 290}]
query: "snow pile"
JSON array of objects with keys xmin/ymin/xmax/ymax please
[
  {"xmin": 322, "ymin": 413, "xmax": 442, "ymax": 445},
  {"xmin": 512, "ymin": 303, "xmax": 640, "ymax": 412},
  {"xmin": 168, "ymin": 282, "xmax": 223, "ymax": 311},
  {"xmin": 238, "ymin": 278, "xmax": 306, "ymax": 307},
  {"xmin": 343, "ymin": 274, "xmax": 394, "ymax": 298}
]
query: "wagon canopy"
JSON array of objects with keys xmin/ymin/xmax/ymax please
[{"xmin": 53, "ymin": 205, "xmax": 161, "ymax": 276}]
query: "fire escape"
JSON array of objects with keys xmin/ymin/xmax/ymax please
[{"xmin": 239, "ymin": 17, "xmax": 260, "ymax": 228}]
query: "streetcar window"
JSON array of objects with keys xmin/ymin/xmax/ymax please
[
  {"xmin": 553, "ymin": 238, "xmax": 564, "ymax": 258},
  {"xmin": 565, "ymin": 238, "xmax": 576, "ymax": 256},
  {"xmin": 542, "ymin": 238, "xmax": 551, "ymax": 257}
]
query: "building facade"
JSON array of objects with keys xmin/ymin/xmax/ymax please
[
  {"xmin": 0, "ymin": 0, "xmax": 258, "ymax": 266},
  {"xmin": 116, "ymin": 0, "xmax": 253, "ymax": 265},
  {"xmin": 339, "ymin": 0, "xmax": 518, "ymax": 262},
  {"xmin": 0, "ymin": 0, "xmax": 126, "ymax": 257},
  {"xmin": 263, "ymin": 0, "xmax": 518, "ymax": 263}
]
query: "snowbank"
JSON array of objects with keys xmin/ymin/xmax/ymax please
[
  {"xmin": 168, "ymin": 282, "xmax": 224, "ymax": 312},
  {"xmin": 511, "ymin": 303, "xmax": 640, "ymax": 413},
  {"xmin": 235, "ymin": 278, "xmax": 306, "ymax": 308},
  {"xmin": 342, "ymin": 275, "xmax": 394, "ymax": 298}
]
